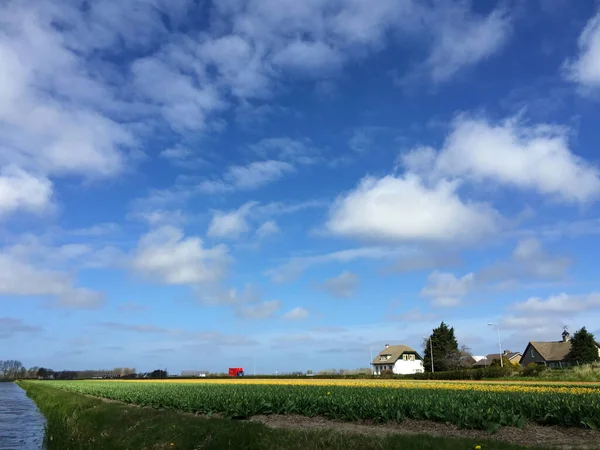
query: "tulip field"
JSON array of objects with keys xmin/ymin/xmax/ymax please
[{"xmin": 41, "ymin": 378, "xmax": 600, "ymax": 432}]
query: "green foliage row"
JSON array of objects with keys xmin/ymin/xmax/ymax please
[
  {"xmin": 19, "ymin": 382, "xmax": 535, "ymax": 450},
  {"xmin": 401, "ymin": 366, "xmax": 515, "ymax": 380},
  {"xmin": 40, "ymin": 380, "xmax": 600, "ymax": 432}
]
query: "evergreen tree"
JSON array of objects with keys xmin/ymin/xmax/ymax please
[
  {"xmin": 423, "ymin": 321, "xmax": 460, "ymax": 372},
  {"xmin": 568, "ymin": 327, "xmax": 600, "ymax": 364}
]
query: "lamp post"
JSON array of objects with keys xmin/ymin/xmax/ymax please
[
  {"xmin": 424, "ymin": 336, "xmax": 434, "ymax": 373},
  {"xmin": 488, "ymin": 323, "xmax": 503, "ymax": 368}
]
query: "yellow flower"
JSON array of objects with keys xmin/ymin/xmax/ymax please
[
  {"xmin": 327, "ymin": 392, "xmax": 331, "ymax": 395},
  {"xmin": 475, "ymin": 446, "xmax": 481, "ymax": 449},
  {"xmin": 170, "ymin": 443, "xmax": 174, "ymax": 447}
]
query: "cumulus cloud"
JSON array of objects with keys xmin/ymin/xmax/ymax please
[
  {"xmin": 326, "ymin": 173, "xmax": 500, "ymax": 243},
  {"xmin": 403, "ymin": 116, "xmax": 600, "ymax": 203},
  {"xmin": 420, "ymin": 271, "xmax": 475, "ymax": 307},
  {"xmin": 132, "ymin": 225, "xmax": 229, "ymax": 285},
  {"xmin": 282, "ymin": 306, "xmax": 310, "ymax": 320},
  {"xmin": 564, "ymin": 10, "xmax": 600, "ymax": 91},
  {"xmin": 318, "ymin": 271, "xmax": 359, "ymax": 298},
  {"xmin": 207, "ymin": 202, "xmax": 257, "ymax": 239}
]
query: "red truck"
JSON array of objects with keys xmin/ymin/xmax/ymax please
[{"xmin": 228, "ymin": 367, "xmax": 244, "ymax": 377}]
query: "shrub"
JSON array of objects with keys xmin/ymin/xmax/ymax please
[{"xmin": 523, "ymin": 363, "xmax": 546, "ymax": 377}]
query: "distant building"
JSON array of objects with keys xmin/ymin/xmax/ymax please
[
  {"xmin": 520, "ymin": 331, "xmax": 600, "ymax": 368},
  {"xmin": 371, "ymin": 344, "xmax": 424, "ymax": 375},
  {"xmin": 473, "ymin": 350, "xmax": 522, "ymax": 368},
  {"xmin": 181, "ymin": 370, "xmax": 208, "ymax": 377}
]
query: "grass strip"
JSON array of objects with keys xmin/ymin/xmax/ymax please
[{"xmin": 20, "ymin": 381, "xmax": 541, "ymax": 450}]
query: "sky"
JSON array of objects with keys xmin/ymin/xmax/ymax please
[{"xmin": 1, "ymin": 0, "xmax": 600, "ymax": 374}]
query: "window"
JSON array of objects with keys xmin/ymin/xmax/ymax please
[
  {"xmin": 409, "ymin": 354, "xmax": 415, "ymax": 361},
  {"xmin": 402, "ymin": 354, "xmax": 407, "ymax": 360}
]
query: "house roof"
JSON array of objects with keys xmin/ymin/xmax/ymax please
[
  {"xmin": 371, "ymin": 345, "xmax": 421, "ymax": 365},
  {"xmin": 487, "ymin": 352, "xmax": 522, "ymax": 362},
  {"xmin": 526, "ymin": 341, "xmax": 571, "ymax": 362}
]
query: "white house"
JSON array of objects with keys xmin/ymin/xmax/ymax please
[{"xmin": 371, "ymin": 344, "xmax": 424, "ymax": 375}]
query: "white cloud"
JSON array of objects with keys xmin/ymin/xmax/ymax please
[
  {"xmin": 250, "ymin": 138, "xmax": 322, "ymax": 165},
  {"xmin": 207, "ymin": 202, "xmax": 257, "ymax": 239},
  {"xmin": 237, "ymin": 300, "xmax": 282, "ymax": 320},
  {"xmin": 196, "ymin": 284, "xmax": 261, "ymax": 306},
  {"xmin": 131, "ymin": 56, "xmax": 225, "ymax": 132},
  {"xmin": 326, "ymin": 173, "xmax": 500, "ymax": 243},
  {"xmin": 425, "ymin": 7, "xmax": 511, "ymax": 83},
  {"xmin": 420, "ymin": 271, "xmax": 475, "ymax": 307},
  {"xmin": 132, "ymin": 225, "xmax": 229, "ymax": 285},
  {"xmin": 404, "ymin": 116, "xmax": 600, "ymax": 203},
  {"xmin": 0, "ymin": 167, "xmax": 53, "ymax": 217},
  {"xmin": 0, "ymin": 252, "xmax": 104, "ymax": 309},
  {"xmin": 282, "ymin": 306, "xmax": 310, "ymax": 320},
  {"xmin": 478, "ymin": 238, "xmax": 571, "ymax": 283},
  {"xmin": 564, "ymin": 10, "xmax": 600, "ymax": 90},
  {"xmin": 273, "ymin": 41, "xmax": 343, "ymax": 74},
  {"xmin": 318, "ymin": 271, "xmax": 359, "ymax": 298},
  {"xmin": 513, "ymin": 292, "xmax": 600, "ymax": 315},
  {"xmin": 266, "ymin": 245, "xmax": 413, "ymax": 283},
  {"xmin": 199, "ymin": 160, "xmax": 294, "ymax": 193},
  {"xmin": 255, "ymin": 220, "xmax": 280, "ymax": 239}
]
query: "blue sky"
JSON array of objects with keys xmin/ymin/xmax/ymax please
[{"xmin": 1, "ymin": 0, "xmax": 600, "ymax": 374}]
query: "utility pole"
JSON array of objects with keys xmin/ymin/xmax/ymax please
[
  {"xmin": 370, "ymin": 346, "xmax": 373, "ymax": 374},
  {"xmin": 488, "ymin": 323, "xmax": 503, "ymax": 368}
]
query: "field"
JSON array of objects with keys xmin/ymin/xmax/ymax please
[
  {"xmin": 41, "ymin": 378, "xmax": 600, "ymax": 432},
  {"xmin": 20, "ymin": 382, "xmax": 549, "ymax": 450}
]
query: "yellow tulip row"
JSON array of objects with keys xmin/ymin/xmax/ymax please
[{"xmin": 95, "ymin": 378, "xmax": 600, "ymax": 395}]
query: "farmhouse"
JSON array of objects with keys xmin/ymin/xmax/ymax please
[
  {"xmin": 520, "ymin": 331, "xmax": 600, "ymax": 368},
  {"xmin": 371, "ymin": 344, "xmax": 424, "ymax": 375}
]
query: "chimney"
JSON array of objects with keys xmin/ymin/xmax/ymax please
[
  {"xmin": 385, "ymin": 344, "xmax": 389, "ymax": 349},
  {"xmin": 562, "ymin": 330, "xmax": 570, "ymax": 342}
]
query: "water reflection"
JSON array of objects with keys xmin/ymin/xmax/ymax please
[{"xmin": 0, "ymin": 383, "xmax": 46, "ymax": 449}]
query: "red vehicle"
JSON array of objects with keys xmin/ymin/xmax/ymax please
[{"xmin": 228, "ymin": 367, "xmax": 244, "ymax": 377}]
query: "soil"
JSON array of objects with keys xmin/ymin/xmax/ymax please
[{"xmin": 249, "ymin": 414, "xmax": 600, "ymax": 449}]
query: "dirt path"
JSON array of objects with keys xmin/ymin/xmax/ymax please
[{"xmin": 249, "ymin": 415, "xmax": 600, "ymax": 449}]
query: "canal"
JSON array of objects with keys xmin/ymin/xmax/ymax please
[{"xmin": 0, "ymin": 383, "xmax": 45, "ymax": 449}]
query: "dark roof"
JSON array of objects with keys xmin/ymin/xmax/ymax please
[
  {"xmin": 487, "ymin": 352, "xmax": 522, "ymax": 362},
  {"xmin": 371, "ymin": 345, "xmax": 422, "ymax": 365},
  {"xmin": 526, "ymin": 341, "xmax": 571, "ymax": 362}
]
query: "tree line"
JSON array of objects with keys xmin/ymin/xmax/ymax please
[{"xmin": 0, "ymin": 362, "xmax": 170, "ymax": 380}]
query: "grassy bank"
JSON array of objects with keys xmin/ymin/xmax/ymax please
[{"xmin": 20, "ymin": 381, "xmax": 540, "ymax": 450}]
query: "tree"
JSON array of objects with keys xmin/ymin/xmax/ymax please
[
  {"xmin": 568, "ymin": 327, "xmax": 600, "ymax": 364},
  {"xmin": 423, "ymin": 322, "xmax": 460, "ymax": 372}
]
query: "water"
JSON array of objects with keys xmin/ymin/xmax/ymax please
[{"xmin": 0, "ymin": 383, "xmax": 46, "ymax": 450}]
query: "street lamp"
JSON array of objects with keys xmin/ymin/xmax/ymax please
[
  {"xmin": 488, "ymin": 323, "xmax": 503, "ymax": 368},
  {"xmin": 424, "ymin": 336, "xmax": 434, "ymax": 373}
]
